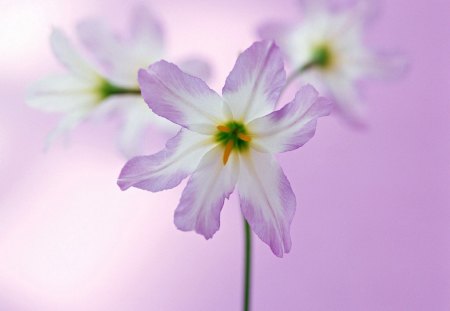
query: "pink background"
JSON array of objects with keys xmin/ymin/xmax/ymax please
[{"xmin": 1, "ymin": 0, "xmax": 449, "ymax": 310}]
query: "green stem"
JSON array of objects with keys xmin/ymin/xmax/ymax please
[
  {"xmin": 283, "ymin": 60, "xmax": 316, "ymax": 93},
  {"xmin": 99, "ymin": 80, "xmax": 141, "ymax": 99},
  {"xmin": 243, "ymin": 220, "xmax": 252, "ymax": 311},
  {"xmin": 282, "ymin": 45, "xmax": 332, "ymax": 96}
]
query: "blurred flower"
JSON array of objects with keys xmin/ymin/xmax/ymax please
[
  {"xmin": 259, "ymin": 0, "xmax": 405, "ymax": 123},
  {"xmin": 26, "ymin": 5, "xmax": 210, "ymax": 157},
  {"xmin": 118, "ymin": 41, "xmax": 331, "ymax": 257}
]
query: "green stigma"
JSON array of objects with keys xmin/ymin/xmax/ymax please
[
  {"xmin": 215, "ymin": 121, "xmax": 252, "ymax": 165},
  {"xmin": 310, "ymin": 44, "xmax": 334, "ymax": 69},
  {"xmin": 98, "ymin": 79, "xmax": 141, "ymax": 99},
  {"xmin": 299, "ymin": 43, "xmax": 335, "ymax": 73},
  {"xmin": 215, "ymin": 121, "xmax": 251, "ymax": 152}
]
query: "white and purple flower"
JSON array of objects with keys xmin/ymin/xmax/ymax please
[
  {"xmin": 26, "ymin": 5, "xmax": 209, "ymax": 157},
  {"xmin": 118, "ymin": 41, "xmax": 331, "ymax": 257},
  {"xmin": 259, "ymin": 0, "xmax": 404, "ymax": 122}
]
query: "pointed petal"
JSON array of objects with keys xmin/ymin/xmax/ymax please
[
  {"xmin": 138, "ymin": 61, "xmax": 224, "ymax": 132},
  {"xmin": 76, "ymin": 19, "xmax": 123, "ymax": 75},
  {"xmin": 118, "ymin": 129, "xmax": 213, "ymax": 191},
  {"xmin": 50, "ymin": 28, "xmax": 99, "ymax": 81},
  {"xmin": 248, "ymin": 85, "xmax": 331, "ymax": 153},
  {"xmin": 222, "ymin": 41, "xmax": 286, "ymax": 121},
  {"xmin": 26, "ymin": 74, "xmax": 100, "ymax": 112},
  {"xmin": 174, "ymin": 147, "xmax": 239, "ymax": 239},
  {"xmin": 238, "ymin": 151, "xmax": 296, "ymax": 257}
]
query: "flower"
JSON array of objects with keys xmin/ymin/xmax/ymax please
[
  {"xmin": 117, "ymin": 41, "xmax": 331, "ymax": 257},
  {"xmin": 259, "ymin": 0, "xmax": 404, "ymax": 122},
  {"xmin": 26, "ymin": 5, "xmax": 210, "ymax": 157}
]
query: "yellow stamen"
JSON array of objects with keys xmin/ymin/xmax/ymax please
[
  {"xmin": 237, "ymin": 133, "xmax": 251, "ymax": 142},
  {"xmin": 217, "ymin": 125, "xmax": 230, "ymax": 133},
  {"xmin": 223, "ymin": 140, "xmax": 234, "ymax": 165}
]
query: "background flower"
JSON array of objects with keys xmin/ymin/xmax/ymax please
[
  {"xmin": 26, "ymin": 4, "xmax": 210, "ymax": 158},
  {"xmin": 259, "ymin": 0, "xmax": 406, "ymax": 123},
  {"xmin": 0, "ymin": 0, "xmax": 448, "ymax": 310}
]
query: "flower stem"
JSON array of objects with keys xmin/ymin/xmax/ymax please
[
  {"xmin": 284, "ymin": 60, "xmax": 316, "ymax": 91},
  {"xmin": 243, "ymin": 220, "xmax": 252, "ymax": 311},
  {"xmin": 99, "ymin": 80, "xmax": 141, "ymax": 99}
]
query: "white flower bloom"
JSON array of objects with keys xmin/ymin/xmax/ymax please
[
  {"xmin": 260, "ymin": 0, "xmax": 405, "ymax": 122},
  {"xmin": 118, "ymin": 41, "xmax": 331, "ymax": 257},
  {"xmin": 27, "ymin": 5, "xmax": 209, "ymax": 157}
]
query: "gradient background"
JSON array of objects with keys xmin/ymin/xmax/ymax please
[{"xmin": 1, "ymin": 0, "xmax": 449, "ymax": 310}]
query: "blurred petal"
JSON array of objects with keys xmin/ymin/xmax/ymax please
[
  {"xmin": 323, "ymin": 73, "xmax": 364, "ymax": 123},
  {"xmin": 222, "ymin": 41, "xmax": 286, "ymax": 121},
  {"xmin": 124, "ymin": 4, "xmax": 164, "ymax": 83},
  {"xmin": 335, "ymin": 0, "xmax": 381, "ymax": 28},
  {"xmin": 118, "ymin": 129, "xmax": 212, "ymax": 191},
  {"xmin": 117, "ymin": 98, "xmax": 177, "ymax": 158},
  {"xmin": 50, "ymin": 28, "xmax": 99, "ymax": 81},
  {"xmin": 129, "ymin": 4, "xmax": 164, "ymax": 55},
  {"xmin": 178, "ymin": 57, "xmax": 212, "ymax": 82},
  {"xmin": 353, "ymin": 51, "xmax": 408, "ymax": 80},
  {"xmin": 257, "ymin": 22, "xmax": 290, "ymax": 41},
  {"xmin": 76, "ymin": 19, "xmax": 122, "ymax": 74},
  {"xmin": 174, "ymin": 146, "xmax": 239, "ymax": 239},
  {"xmin": 138, "ymin": 61, "xmax": 224, "ymax": 132},
  {"xmin": 298, "ymin": 0, "xmax": 328, "ymax": 14},
  {"xmin": 44, "ymin": 107, "xmax": 93, "ymax": 149},
  {"xmin": 77, "ymin": 5, "xmax": 165, "ymax": 87},
  {"xmin": 26, "ymin": 75, "xmax": 99, "ymax": 112},
  {"xmin": 249, "ymin": 85, "xmax": 331, "ymax": 153},
  {"xmin": 238, "ymin": 151, "xmax": 295, "ymax": 257}
]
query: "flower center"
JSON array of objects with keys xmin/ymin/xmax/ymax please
[
  {"xmin": 215, "ymin": 121, "xmax": 252, "ymax": 165},
  {"xmin": 310, "ymin": 43, "xmax": 335, "ymax": 70}
]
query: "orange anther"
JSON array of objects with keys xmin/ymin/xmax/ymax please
[
  {"xmin": 223, "ymin": 140, "xmax": 234, "ymax": 165},
  {"xmin": 217, "ymin": 125, "xmax": 231, "ymax": 133},
  {"xmin": 237, "ymin": 133, "xmax": 251, "ymax": 142}
]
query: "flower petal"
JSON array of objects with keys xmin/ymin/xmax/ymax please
[
  {"xmin": 77, "ymin": 5, "xmax": 165, "ymax": 88},
  {"xmin": 178, "ymin": 58, "xmax": 212, "ymax": 83},
  {"xmin": 322, "ymin": 73, "xmax": 365, "ymax": 122},
  {"xmin": 44, "ymin": 107, "xmax": 93, "ymax": 149},
  {"xmin": 117, "ymin": 129, "xmax": 213, "ymax": 191},
  {"xmin": 50, "ymin": 28, "xmax": 99, "ymax": 82},
  {"xmin": 26, "ymin": 74, "xmax": 100, "ymax": 112},
  {"xmin": 346, "ymin": 50, "xmax": 407, "ymax": 80},
  {"xmin": 174, "ymin": 146, "xmax": 239, "ymax": 239},
  {"xmin": 238, "ymin": 151, "xmax": 296, "ymax": 257},
  {"xmin": 128, "ymin": 4, "xmax": 164, "ymax": 57},
  {"xmin": 222, "ymin": 41, "xmax": 286, "ymax": 121},
  {"xmin": 76, "ymin": 19, "xmax": 124, "ymax": 75},
  {"xmin": 298, "ymin": 0, "xmax": 326, "ymax": 12},
  {"xmin": 257, "ymin": 22, "xmax": 290, "ymax": 41},
  {"xmin": 116, "ymin": 98, "xmax": 178, "ymax": 158},
  {"xmin": 332, "ymin": 0, "xmax": 380, "ymax": 28},
  {"xmin": 248, "ymin": 84, "xmax": 331, "ymax": 153},
  {"xmin": 138, "ymin": 61, "xmax": 224, "ymax": 133}
]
